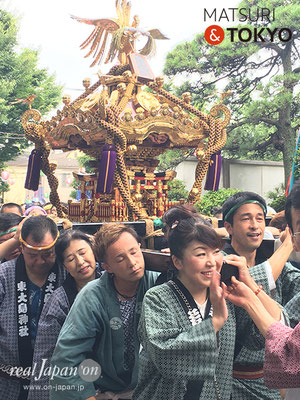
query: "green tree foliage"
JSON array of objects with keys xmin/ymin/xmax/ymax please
[
  {"xmin": 267, "ymin": 184, "xmax": 286, "ymax": 212},
  {"xmin": 157, "ymin": 149, "xmax": 194, "ymax": 171},
  {"xmin": 195, "ymin": 188, "xmax": 241, "ymax": 216},
  {"xmin": 0, "ymin": 178, "xmax": 9, "ymax": 203},
  {"xmin": 164, "ymin": 0, "xmax": 300, "ymax": 185},
  {"xmin": 69, "ymin": 180, "xmax": 81, "ymax": 200},
  {"xmin": 77, "ymin": 154, "xmax": 96, "ymax": 173},
  {"xmin": 69, "ymin": 153, "xmax": 96, "ymax": 199},
  {"xmin": 293, "ymin": 145, "xmax": 300, "ymax": 182},
  {"xmin": 167, "ymin": 179, "xmax": 188, "ymax": 201},
  {"xmin": 0, "ymin": 9, "xmax": 62, "ymax": 169}
]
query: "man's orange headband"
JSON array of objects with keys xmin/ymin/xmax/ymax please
[{"xmin": 19, "ymin": 231, "xmax": 60, "ymax": 251}]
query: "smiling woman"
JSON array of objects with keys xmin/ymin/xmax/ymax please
[
  {"xmin": 132, "ymin": 207, "xmax": 279, "ymax": 400},
  {"xmin": 132, "ymin": 215, "xmax": 234, "ymax": 400},
  {"xmin": 169, "ymin": 220, "xmax": 224, "ymax": 305}
]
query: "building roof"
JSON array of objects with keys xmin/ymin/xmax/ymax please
[{"xmin": 8, "ymin": 148, "xmax": 80, "ymax": 169}]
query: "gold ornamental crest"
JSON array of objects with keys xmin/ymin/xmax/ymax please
[{"xmin": 136, "ymin": 92, "xmax": 160, "ymax": 112}]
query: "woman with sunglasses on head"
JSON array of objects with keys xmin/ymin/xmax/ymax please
[
  {"xmin": 133, "ymin": 212, "xmax": 283, "ymax": 400},
  {"xmin": 27, "ymin": 230, "xmax": 103, "ymax": 400}
]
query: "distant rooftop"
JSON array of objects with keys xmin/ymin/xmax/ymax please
[{"xmin": 8, "ymin": 148, "xmax": 80, "ymax": 169}]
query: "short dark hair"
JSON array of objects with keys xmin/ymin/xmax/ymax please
[
  {"xmin": 55, "ymin": 230, "xmax": 93, "ymax": 266},
  {"xmin": 168, "ymin": 217, "xmax": 224, "ymax": 260},
  {"xmin": 285, "ymin": 183, "xmax": 300, "ymax": 233},
  {"xmin": 21, "ymin": 216, "xmax": 58, "ymax": 243},
  {"xmin": 94, "ymin": 223, "xmax": 139, "ymax": 262},
  {"xmin": 0, "ymin": 213, "xmax": 23, "ymax": 232},
  {"xmin": 222, "ymin": 191, "xmax": 267, "ymax": 225},
  {"xmin": 1, "ymin": 203, "xmax": 23, "ymax": 215}
]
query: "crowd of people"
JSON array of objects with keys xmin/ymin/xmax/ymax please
[
  {"xmin": 1, "ymin": 201, "xmax": 59, "ymax": 219},
  {"xmin": 0, "ymin": 186, "xmax": 299, "ymax": 400}
]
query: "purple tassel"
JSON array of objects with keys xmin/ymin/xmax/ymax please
[
  {"xmin": 204, "ymin": 151, "xmax": 222, "ymax": 191},
  {"xmin": 96, "ymin": 144, "xmax": 117, "ymax": 194},
  {"xmin": 24, "ymin": 149, "xmax": 42, "ymax": 191}
]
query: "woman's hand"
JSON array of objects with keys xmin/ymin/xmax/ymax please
[
  {"xmin": 226, "ymin": 277, "xmax": 277, "ymax": 337},
  {"xmin": 210, "ymin": 270, "xmax": 228, "ymax": 332},
  {"xmin": 223, "ymin": 254, "xmax": 257, "ymax": 291},
  {"xmin": 225, "ymin": 277, "xmax": 257, "ymax": 309}
]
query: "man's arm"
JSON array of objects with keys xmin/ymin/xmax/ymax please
[
  {"xmin": 0, "ymin": 236, "xmax": 19, "ymax": 260},
  {"xmin": 0, "ymin": 218, "xmax": 25, "ymax": 261}
]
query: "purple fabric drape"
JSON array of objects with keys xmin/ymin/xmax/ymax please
[
  {"xmin": 24, "ymin": 149, "xmax": 42, "ymax": 191},
  {"xmin": 96, "ymin": 144, "xmax": 117, "ymax": 194},
  {"xmin": 204, "ymin": 151, "xmax": 222, "ymax": 191}
]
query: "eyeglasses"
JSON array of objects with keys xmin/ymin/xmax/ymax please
[{"xmin": 292, "ymin": 232, "xmax": 300, "ymax": 241}]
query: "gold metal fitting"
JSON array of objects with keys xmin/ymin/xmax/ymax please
[
  {"xmin": 83, "ymin": 78, "xmax": 91, "ymax": 90},
  {"xmin": 191, "ymin": 187, "xmax": 199, "ymax": 196},
  {"xmin": 62, "ymin": 95, "xmax": 71, "ymax": 105},
  {"xmin": 127, "ymin": 144, "xmax": 138, "ymax": 153},
  {"xmin": 195, "ymin": 149, "xmax": 205, "ymax": 159}
]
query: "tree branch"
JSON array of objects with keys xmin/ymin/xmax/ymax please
[
  {"xmin": 244, "ymin": 55, "xmax": 277, "ymax": 70},
  {"xmin": 200, "ymin": 57, "xmax": 247, "ymax": 88},
  {"xmin": 254, "ymin": 136, "xmax": 274, "ymax": 151},
  {"xmin": 255, "ymin": 42, "xmax": 283, "ymax": 55},
  {"xmin": 227, "ymin": 115, "xmax": 280, "ymax": 133},
  {"xmin": 227, "ymin": 120, "xmax": 249, "ymax": 133},
  {"xmin": 259, "ymin": 117, "xmax": 280, "ymax": 127}
]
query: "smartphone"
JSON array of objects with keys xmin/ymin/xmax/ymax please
[{"xmin": 220, "ymin": 262, "xmax": 239, "ymax": 286}]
